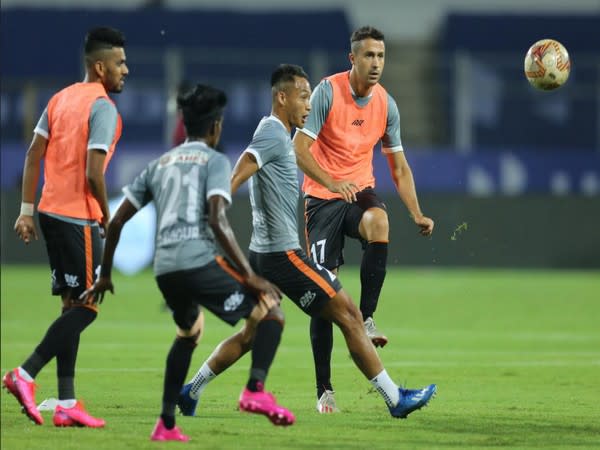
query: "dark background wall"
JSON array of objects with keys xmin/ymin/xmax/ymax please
[{"xmin": 3, "ymin": 191, "xmax": 599, "ymax": 268}]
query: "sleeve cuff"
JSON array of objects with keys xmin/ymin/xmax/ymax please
[
  {"xmin": 207, "ymin": 189, "xmax": 232, "ymax": 205},
  {"xmin": 122, "ymin": 187, "xmax": 142, "ymax": 210},
  {"xmin": 296, "ymin": 127, "xmax": 318, "ymax": 140},
  {"xmin": 245, "ymin": 148, "xmax": 263, "ymax": 168},
  {"xmin": 382, "ymin": 145, "xmax": 404, "ymax": 154}
]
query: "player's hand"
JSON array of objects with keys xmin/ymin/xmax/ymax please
[
  {"xmin": 14, "ymin": 215, "xmax": 38, "ymax": 244},
  {"xmin": 79, "ymin": 276, "xmax": 114, "ymax": 304},
  {"xmin": 414, "ymin": 214, "xmax": 434, "ymax": 236},
  {"xmin": 328, "ymin": 179, "xmax": 359, "ymax": 203},
  {"xmin": 245, "ymin": 273, "xmax": 282, "ymax": 306},
  {"xmin": 98, "ymin": 216, "xmax": 109, "ymax": 238}
]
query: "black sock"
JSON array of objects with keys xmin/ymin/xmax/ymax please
[
  {"xmin": 310, "ymin": 316, "xmax": 333, "ymax": 399},
  {"xmin": 247, "ymin": 319, "xmax": 283, "ymax": 392},
  {"xmin": 56, "ymin": 333, "xmax": 80, "ymax": 400},
  {"xmin": 162, "ymin": 336, "xmax": 196, "ymax": 426},
  {"xmin": 161, "ymin": 413, "xmax": 175, "ymax": 430},
  {"xmin": 360, "ymin": 242, "xmax": 388, "ymax": 319},
  {"xmin": 21, "ymin": 352, "xmax": 48, "ymax": 379},
  {"xmin": 22, "ymin": 307, "xmax": 96, "ymax": 378}
]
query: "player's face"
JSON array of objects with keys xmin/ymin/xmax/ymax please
[
  {"xmin": 99, "ymin": 47, "xmax": 129, "ymax": 93},
  {"xmin": 350, "ymin": 38, "xmax": 385, "ymax": 86},
  {"xmin": 286, "ymin": 77, "xmax": 312, "ymax": 128}
]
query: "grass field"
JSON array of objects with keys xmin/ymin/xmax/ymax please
[{"xmin": 1, "ymin": 265, "xmax": 599, "ymax": 449}]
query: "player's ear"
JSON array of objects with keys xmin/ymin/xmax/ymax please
[
  {"xmin": 276, "ymin": 90, "xmax": 286, "ymax": 106},
  {"xmin": 93, "ymin": 60, "xmax": 105, "ymax": 78}
]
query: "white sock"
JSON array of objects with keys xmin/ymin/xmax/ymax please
[
  {"xmin": 17, "ymin": 367, "xmax": 34, "ymax": 382},
  {"xmin": 57, "ymin": 399, "xmax": 77, "ymax": 408},
  {"xmin": 189, "ymin": 363, "xmax": 216, "ymax": 400},
  {"xmin": 370, "ymin": 369, "xmax": 400, "ymax": 407}
]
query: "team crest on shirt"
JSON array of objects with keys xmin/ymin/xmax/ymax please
[{"xmin": 224, "ymin": 291, "xmax": 244, "ymax": 311}]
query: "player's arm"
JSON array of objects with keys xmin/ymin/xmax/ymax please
[
  {"xmin": 86, "ymin": 149, "xmax": 111, "ymax": 237},
  {"xmin": 80, "ymin": 198, "xmax": 138, "ymax": 302},
  {"xmin": 208, "ymin": 195, "xmax": 281, "ymax": 300},
  {"xmin": 386, "ymin": 151, "xmax": 434, "ymax": 236},
  {"xmin": 14, "ymin": 133, "xmax": 48, "ymax": 244},
  {"xmin": 231, "ymin": 152, "xmax": 259, "ymax": 194},
  {"xmin": 86, "ymin": 98, "xmax": 118, "ymax": 237}
]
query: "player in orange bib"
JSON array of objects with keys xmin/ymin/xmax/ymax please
[
  {"xmin": 292, "ymin": 26, "xmax": 434, "ymax": 413},
  {"xmin": 4, "ymin": 27, "xmax": 128, "ymax": 427}
]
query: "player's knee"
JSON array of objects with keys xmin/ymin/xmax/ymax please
[
  {"xmin": 361, "ymin": 208, "xmax": 389, "ymax": 240},
  {"xmin": 176, "ymin": 333, "xmax": 199, "ymax": 348},
  {"xmin": 263, "ymin": 305, "xmax": 285, "ymax": 327},
  {"xmin": 328, "ymin": 292, "xmax": 362, "ymax": 330},
  {"xmin": 173, "ymin": 305, "xmax": 200, "ymax": 331}
]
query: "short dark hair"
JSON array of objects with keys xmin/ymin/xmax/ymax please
[
  {"xmin": 350, "ymin": 26, "xmax": 385, "ymax": 52},
  {"xmin": 84, "ymin": 27, "xmax": 126, "ymax": 55},
  {"xmin": 177, "ymin": 84, "xmax": 227, "ymax": 137},
  {"xmin": 271, "ymin": 64, "xmax": 309, "ymax": 92}
]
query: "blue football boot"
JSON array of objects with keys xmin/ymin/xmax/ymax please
[
  {"xmin": 389, "ymin": 384, "xmax": 436, "ymax": 419},
  {"xmin": 177, "ymin": 383, "xmax": 199, "ymax": 416}
]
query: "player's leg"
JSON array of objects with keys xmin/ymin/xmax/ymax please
[
  {"xmin": 152, "ymin": 270, "xmax": 205, "ymax": 441},
  {"xmin": 51, "ymin": 221, "xmax": 105, "ymax": 427},
  {"xmin": 304, "ymin": 197, "xmax": 347, "ymax": 409},
  {"xmin": 3, "ymin": 214, "xmax": 95, "ymax": 425},
  {"xmin": 178, "ymin": 259, "xmax": 292, "ymax": 425},
  {"xmin": 238, "ymin": 299, "xmax": 294, "ymax": 426},
  {"xmin": 346, "ymin": 189, "xmax": 390, "ymax": 347},
  {"xmin": 320, "ymin": 291, "xmax": 436, "ymax": 418}
]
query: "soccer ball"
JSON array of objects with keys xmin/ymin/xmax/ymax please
[{"xmin": 524, "ymin": 39, "xmax": 570, "ymax": 91}]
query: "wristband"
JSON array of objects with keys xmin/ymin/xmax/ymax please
[{"xmin": 20, "ymin": 202, "xmax": 34, "ymax": 216}]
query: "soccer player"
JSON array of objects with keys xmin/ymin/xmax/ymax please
[
  {"xmin": 3, "ymin": 27, "xmax": 128, "ymax": 427},
  {"xmin": 292, "ymin": 26, "xmax": 435, "ymax": 412},
  {"xmin": 83, "ymin": 84, "xmax": 295, "ymax": 442},
  {"xmin": 178, "ymin": 64, "xmax": 436, "ymax": 419}
]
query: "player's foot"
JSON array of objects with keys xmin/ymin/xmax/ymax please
[
  {"xmin": 150, "ymin": 418, "xmax": 190, "ymax": 442},
  {"xmin": 364, "ymin": 317, "xmax": 388, "ymax": 347},
  {"xmin": 2, "ymin": 368, "xmax": 43, "ymax": 425},
  {"xmin": 239, "ymin": 384, "xmax": 295, "ymax": 426},
  {"xmin": 177, "ymin": 383, "xmax": 198, "ymax": 416},
  {"xmin": 53, "ymin": 400, "xmax": 105, "ymax": 428},
  {"xmin": 389, "ymin": 384, "xmax": 437, "ymax": 419},
  {"xmin": 316, "ymin": 389, "xmax": 340, "ymax": 413}
]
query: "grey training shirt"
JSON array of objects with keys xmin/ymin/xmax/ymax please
[
  {"xmin": 245, "ymin": 115, "xmax": 302, "ymax": 253},
  {"xmin": 123, "ymin": 141, "xmax": 232, "ymax": 276}
]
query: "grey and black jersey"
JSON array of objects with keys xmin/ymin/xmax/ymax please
[
  {"xmin": 123, "ymin": 141, "xmax": 232, "ymax": 276},
  {"xmin": 245, "ymin": 115, "xmax": 301, "ymax": 253}
]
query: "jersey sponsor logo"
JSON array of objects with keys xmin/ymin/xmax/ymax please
[
  {"xmin": 299, "ymin": 290, "xmax": 316, "ymax": 308},
  {"xmin": 159, "ymin": 150, "xmax": 209, "ymax": 168},
  {"xmin": 64, "ymin": 273, "xmax": 79, "ymax": 288},
  {"xmin": 351, "ymin": 119, "xmax": 364, "ymax": 126},
  {"xmin": 224, "ymin": 291, "xmax": 244, "ymax": 312}
]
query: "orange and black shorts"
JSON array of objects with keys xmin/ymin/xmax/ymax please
[
  {"xmin": 156, "ymin": 258, "xmax": 257, "ymax": 329},
  {"xmin": 38, "ymin": 212, "xmax": 102, "ymax": 306},
  {"xmin": 248, "ymin": 249, "xmax": 342, "ymax": 317},
  {"xmin": 304, "ymin": 188, "xmax": 386, "ymax": 270}
]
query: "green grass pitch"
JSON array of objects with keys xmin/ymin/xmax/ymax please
[{"xmin": 2, "ymin": 265, "xmax": 599, "ymax": 449}]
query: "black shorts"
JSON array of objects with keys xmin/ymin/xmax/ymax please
[
  {"xmin": 249, "ymin": 249, "xmax": 342, "ymax": 317},
  {"xmin": 155, "ymin": 257, "xmax": 256, "ymax": 329},
  {"xmin": 304, "ymin": 188, "xmax": 386, "ymax": 269},
  {"xmin": 39, "ymin": 213, "xmax": 102, "ymax": 303}
]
